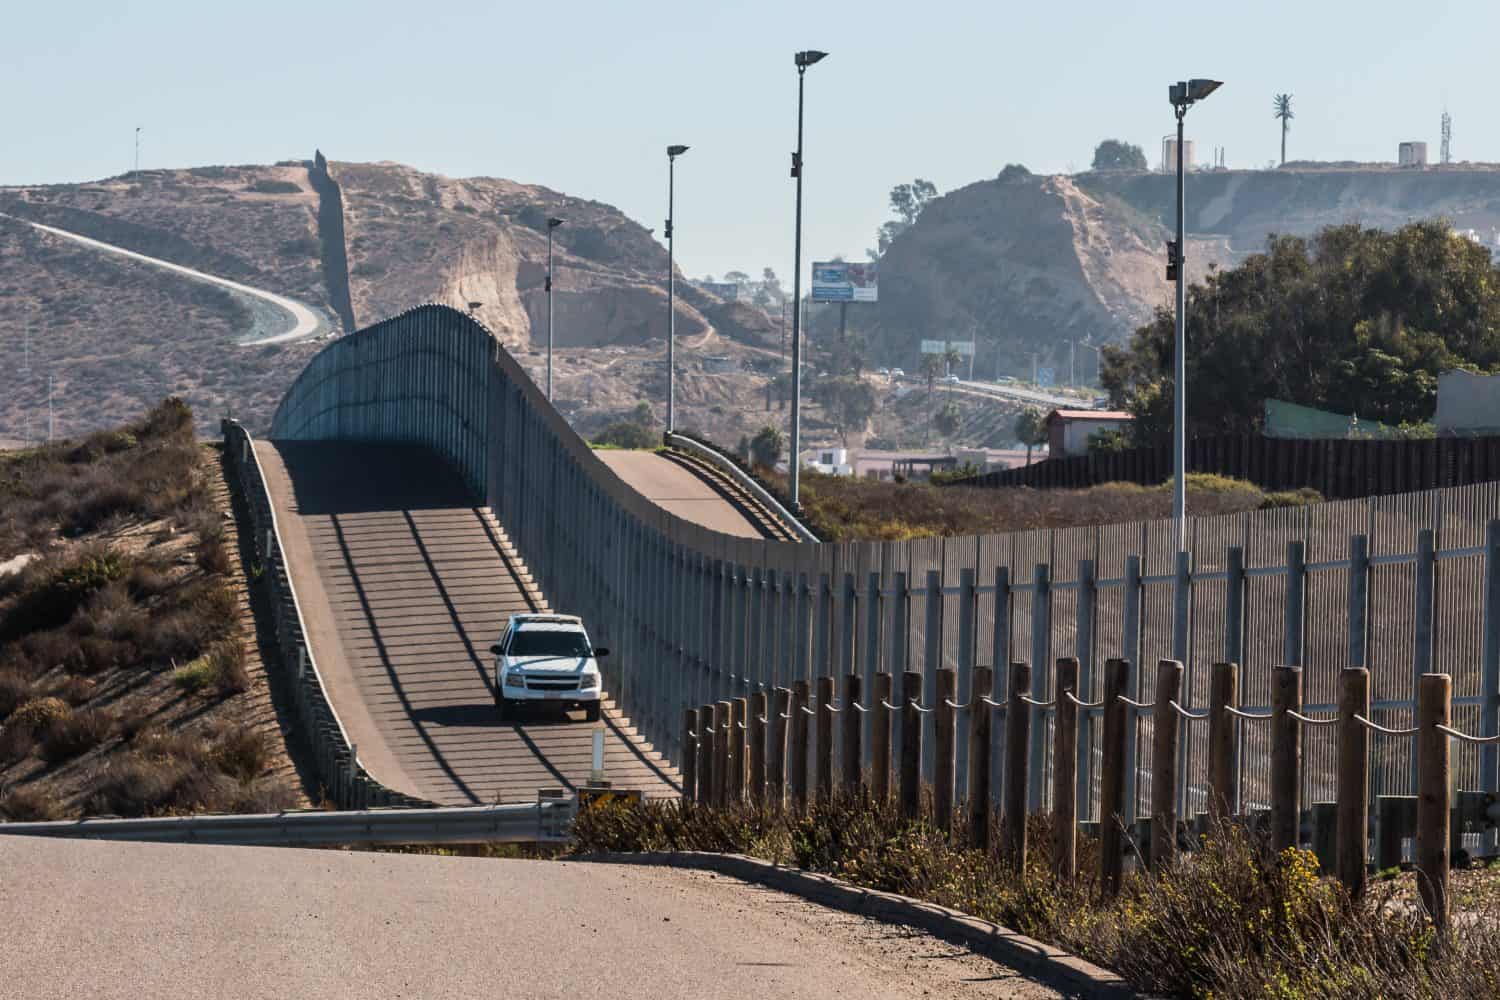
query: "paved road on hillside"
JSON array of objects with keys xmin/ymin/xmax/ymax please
[
  {"xmin": 596, "ymin": 450, "xmax": 764, "ymax": 537},
  {"xmin": 0, "ymin": 836, "xmax": 1064, "ymax": 1000},
  {"xmin": 258, "ymin": 440, "xmax": 679, "ymax": 804},
  {"xmin": 2, "ymin": 213, "xmax": 328, "ymax": 345}
]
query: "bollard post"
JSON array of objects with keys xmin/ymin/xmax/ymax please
[
  {"xmin": 1271, "ymin": 666, "xmax": 1303, "ymax": 852},
  {"xmin": 749, "ymin": 690, "xmax": 767, "ymax": 805},
  {"xmin": 713, "ymin": 701, "xmax": 731, "ymax": 807},
  {"xmin": 791, "ymin": 680, "xmax": 810, "ymax": 813},
  {"xmin": 730, "ymin": 697, "xmax": 747, "ymax": 802},
  {"xmin": 1053, "ymin": 657, "xmax": 1079, "ymax": 880},
  {"xmin": 1337, "ymin": 667, "xmax": 1370, "ymax": 895},
  {"xmin": 842, "ymin": 673, "xmax": 862, "ymax": 793},
  {"xmin": 1310, "ymin": 802, "xmax": 1337, "ymax": 871},
  {"xmin": 1416, "ymin": 672, "xmax": 1451, "ymax": 934},
  {"xmin": 1152, "ymin": 659, "xmax": 1184, "ymax": 869},
  {"xmin": 1208, "ymin": 662, "xmax": 1239, "ymax": 821},
  {"xmin": 968, "ymin": 666, "xmax": 994, "ymax": 851},
  {"xmin": 1003, "ymin": 661, "xmax": 1032, "ymax": 869},
  {"xmin": 696, "ymin": 704, "xmax": 714, "ymax": 806},
  {"xmin": 899, "ymin": 671, "xmax": 923, "ymax": 820},
  {"xmin": 872, "ymin": 673, "xmax": 893, "ymax": 803},
  {"xmin": 768, "ymin": 687, "xmax": 789, "ymax": 807},
  {"xmin": 1099, "ymin": 658, "xmax": 1130, "ymax": 897},
  {"xmin": 934, "ymin": 668, "xmax": 957, "ymax": 835},
  {"xmin": 682, "ymin": 708, "xmax": 698, "ymax": 803},
  {"xmin": 815, "ymin": 676, "xmax": 834, "ymax": 801}
]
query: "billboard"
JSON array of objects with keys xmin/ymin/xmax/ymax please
[
  {"xmin": 920, "ymin": 340, "xmax": 975, "ymax": 356},
  {"xmin": 811, "ymin": 260, "xmax": 878, "ymax": 302}
]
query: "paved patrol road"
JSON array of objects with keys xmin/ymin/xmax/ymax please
[
  {"xmin": 595, "ymin": 450, "xmax": 764, "ymax": 538},
  {"xmin": 0, "ymin": 835, "xmax": 1065, "ymax": 1000},
  {"xmin": 258, "ymin": 440, "xmax": 679, "ymax": 805}
]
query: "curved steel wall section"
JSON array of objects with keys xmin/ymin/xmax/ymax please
[{"xmin": 268, "ymin": 304, "xmax": 1500, "ymax": 824}]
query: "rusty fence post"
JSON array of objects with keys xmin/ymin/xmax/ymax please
[
  {"xmin": 682, "ymin": 707, "xmax": 698, "ymax": 804},
  {"xmin": 1337, "ymin": 667, "xmax": 1370, "ymax": 895},
  {"xmin": 1152, "ymin": 659, "xmax": 1184, "ymax": 869},
  {"xmin": 816, "ymin": 676, "xmax": 834, "ymax": 801},
  {"xmin": 935, "ymin": 667, "xmax": 957, "ymax": 836},
  {"xmin": 1208, "ymin": 662, "xmax": 1239, "ymax": 822},
  {"xmin": 749, "ymin": 691, "xmax": 767, "ymax": 805},
  {"xmin": 791, "ymin": 680, "xmax": 810, "ymax": 813},
  {"xmin": 968, "ymin": 666, "xmax": 994, "ymax": 851},
  {"xmin": 1417, "ymin": 672, "xmax": 1451, "ymax": 934},
  {"xmin": 1271, "ymin": 665, "xmax": 1303, "ymax": 853},
  {"xmin": 768, "ymin": 687, "xmax": 789, "ymax": 808},
  {"xmin": 730, "ymin": 697, "xmax": 747, "ymax": 802},
  {"xmin": 697, "ymin": 704, "xmax": 714, "ymax": 807},
  {"xmin": 1003, "ymin": 661, "xmax": 1031, "ymax": 869},
  {"xmin": 842, "ymin": 673, "xmax": 862, "ymax": 793},
  {"xmin": 1099, "ymin": 658, "xmax": 1130, "ymax": 897},
  {"xmin": 1053, "ymin": 657, "xmax": 1079, "ymax": 880},
  {"xmin": 899, "ymin": 671, "xmax": 923, "ymax": 821},
  {"xmin": 872, "ymin": 673, "xmax": 892, "ymax": 803},
  {"xmin": 714, "ymin": 700, "xmax": 732, "ymax": 807}
]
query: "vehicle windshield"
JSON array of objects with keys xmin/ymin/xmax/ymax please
[{"xmin": 507, "ymin": 629, "xmax": 591, "ymax": 658}]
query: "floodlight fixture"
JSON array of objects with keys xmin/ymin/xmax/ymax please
[
  {"xmin": 667, "ymin": 144, "xmax": 689, "ymax": 158},
  {"xmin": 547, "ymin": 217, "xmax": 564, "ymax": 229},
  {"xmin": 795, "ymin": 50, "xmax": 827, "ymax": 69}
]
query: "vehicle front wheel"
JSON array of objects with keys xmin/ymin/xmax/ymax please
[
  {"xmin": 584, "ymin": 703, "xmax": 601, "ymax": 723},
  {"xmin": 496, "ymin": 692, "xmax": 511, "ymax": 722}
]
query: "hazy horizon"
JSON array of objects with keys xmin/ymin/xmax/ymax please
[{"xmin": 5, "ymin": 0, "xmax": 1497, "ymax": 279}]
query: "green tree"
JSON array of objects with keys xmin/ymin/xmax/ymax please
[
  {"xmin": 921, "ymin": 353, "xmax": 946, "ymax": 443},
  {"xmin": 1274, "ymin": 94, "xmax": 1294, "ymax": 166},
  {"xmin": 816, "ymin": 376, "xmax": 877, "ymax": 447},
  {"xmin": 871, "ymin": 179, "xmax": 940, "ymax": 259},
  {"xmin": 749, "ymin": 425, "xmax": 786, "ymax": 470},
  {"xmin": 1091, "ymin": 139, "xmax": 1148, "ymax": 171},
  {"xmin": 997, "ymin": 163, "xmax": 1032, "ymax": 182},
  {"xmin": 1014, "ymin": 407, "xmax": 1047, "ymax": 465},
  {"xmin": 1100, "ymin": 220, "xmax": 1500, "ymax": 442},
  {"xmin": 592, "ymin": 422, "xmax": 657, "ymax": 449},
  {"xmin": 934, "ymin": 402, "xmax": 962, "ymax": 441}
]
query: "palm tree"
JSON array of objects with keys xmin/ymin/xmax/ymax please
[
  {"xmin": 921, "ymin": 354, "xmax": 945, "ymax": 442},
  {"xmin": 1273, "ymin": 94, "xmax": 1294, "ymax": 166}
]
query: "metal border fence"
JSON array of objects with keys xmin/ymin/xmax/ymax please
[{"xmin": 267, "ymin": 305, "xmax": 1500, "ymax": 837}]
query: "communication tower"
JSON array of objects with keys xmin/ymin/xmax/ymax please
[{"xmin": 1441, "ymin": 110, "xmax": 1452, "ymax": 165}]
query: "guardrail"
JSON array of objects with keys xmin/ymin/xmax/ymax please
[
  {"xmin": 0, "ymin": 801, "xmax": 574, "ymax": 847},
  {"xmin": 221, "ymin": 420, "xmax": 435, "ymax": 810},
  {"xmin": 664, "ymin": 432, "xmax": 818, "ymax": 542}
]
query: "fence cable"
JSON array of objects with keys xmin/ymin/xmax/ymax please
[
  {"xmin": 1436, "ymin": 724, "xmax": 1500, "ymax": 744},
  {"xmin": 1354, "ymin": 713, "xmax": 1419, "ymax": 736},
  {"xmin": 1287, "ymin": 710, "xmax": 1339, "ymax": 727},
  {"xmin": 850, "ymin": 701, "xmax": 870, "ymax": 714},
  {"xmin": 1117, "ymin": 695, "xmax": 1155, "ymax": 710},
  {"xmin": 1064, "ymin": 691, "xmax": 1104, "ymax": 708},
  {"xmin": 1019, "ymin": 695, "xmax": 1055, "ymax": 708},
  {"xmin": 944, "ymin": 698, "xmax": 969, "ymax": 710},
  {"xmin": 979, "ymin": 696, "xmax": 1008, "ymax": 709},
  {"xmin": 880, "ymin": 699, "xmax": 905, "ymax": 712},
  {"xmin": 1168, "ymin": 700, "xmax": 1211, "ymax": 721},
  {"xmin": 799, "ymin": 705, "xmax": 817, "ymax": 716},
  {"xmin": 1224, "ymin": 705, "xmax": 1272, "ymax": 720},
  {"xmin": 908, "ymin": 700, "xmax": 934, "ymax": 714},
  {"xmin": 824, "ymin": 702, "xmax": 843, "ymax": 714}
]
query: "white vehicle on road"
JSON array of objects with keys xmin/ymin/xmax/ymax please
[{"xmin": 489, "ymin": 614, "xmax": 608, "ymax": 722}]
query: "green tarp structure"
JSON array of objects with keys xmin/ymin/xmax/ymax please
[{"xmin": 1263, "ymin": 399, "xmax": 1398, "ymax": 439}]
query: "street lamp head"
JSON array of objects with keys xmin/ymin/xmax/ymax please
[
  {"xmin": 1170, "ymin": 78, "xmax": 1223, "ymax": 108},
  {"xmin": 667, "ymin": 144, "xmax": 689, "ymax": 158},
  {"xmin": 547, "ymin": 217, "xmax": 564, "ymax": 229},
  {"xmin": 795, "ymin": 49, "xmax": 827, "ymax": 69}
]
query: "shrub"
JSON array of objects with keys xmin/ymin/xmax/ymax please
[
  {"xmin": 172, "ymin": 657, "xmax": 217, "ymax": 694},
  {"xmin": 248, "ymin": 179, "xmax": 301, "ymax": 195},
  {"xmin": 171, "ymin": 638, "xmax": 246, "ymax": 696},
  {"xmin": 0, "ymin": 696, "xmax": 71, "ymax": 762},
  {"xmin": 206, "ymin": 722, "xmax": 271, "ymax": 781},
  {"xmin": 0, "ymin": 785, "xmax": 65, "ymax": 821},
  {"xmin": 0, "ymin": 544, "xmax": 131, "ymax": 639},
  {"xmin": 196, "ymin": 537, "xmax": 232, "ymax": 575},
  {"xmin": 0, "ymin": 669, "xmax": 32, "ymax": 722},
  {"xmin": 39, "ymin": 708, "xmax": 115, "ymax": 763},
  {"xmin": 85, "ymin": 755, "xmax": 233, "ymax": 817},
  {"xmin": 592, "ymin": 422, "xmax": 658, "ymax": 449}
]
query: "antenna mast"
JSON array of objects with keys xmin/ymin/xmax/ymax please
[{"xmin": 1441, "ymin": 110, "xmax": 1452, "ymax": 165}]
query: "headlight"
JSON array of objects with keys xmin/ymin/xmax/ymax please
[
  {"xmin": 579, "ymin": 669, "xmax": 600, "ymax": 689},
  {"xmin": 503, "ymin": 669, "xmax": 525, "ymax": 687}
]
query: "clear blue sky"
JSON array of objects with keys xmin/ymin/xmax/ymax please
[{"xmin": 4, "ymin": 0, "xmax": 1494, "ymax": 280}]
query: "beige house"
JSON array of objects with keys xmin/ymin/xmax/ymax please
[{"xmin": 1046, "ymin": 409, "xmax": 1132, "ymax": 457}]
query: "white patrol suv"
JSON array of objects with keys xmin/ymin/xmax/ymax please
[{"xmin": 489, "ymin": 614, "xmax": 608, "ymax": 722}]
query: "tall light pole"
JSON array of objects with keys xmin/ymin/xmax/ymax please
[
  {"xmin": 665, "ymin": 144, "xmax": 689, "ymax": 433},
  {"xmin": 1168, "ymin": 78, "xmax": 1222, "ymax": 553},
  {"xmin": 134, "ymin": 127, "xmax": 141, "ymax": 175},
  {"xmin": 788, "ymin": 48, "xmax": 827, "ymax": 513},
  {"xmin": 545, "ymin": 217, "xmax": 563, "ymax": 401}
]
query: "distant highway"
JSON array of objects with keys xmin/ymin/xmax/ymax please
[
  {"xmin": 3, "ymin": 213, "xmax": 329, "ymax": 345},
  {"xmin": 953, "ymin": 377, "xmax": 1089, "ymax": 409}
]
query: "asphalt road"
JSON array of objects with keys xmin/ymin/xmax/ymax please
[
  {"xmin": 596, "ymin": 450, "xmax": 764, "ymax": 538},
  {"xmin": 258, "ymin": 440, "xmax": 679, "ymax": 804},
  {"xmin": 954, "ymin": 378, "xmax": 1085, "ymax": 409},
  {"xmin": 2, "ymin": 213, "xmax": 328, "ymax": 345},
  {"xmin": 0, "ymin": 835, "xmax": 1064, "ymax": 1000}
]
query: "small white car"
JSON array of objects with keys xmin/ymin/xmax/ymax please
[{"xmin": 489, "ymin": 614, "xmax": 608, "ymax": 722}]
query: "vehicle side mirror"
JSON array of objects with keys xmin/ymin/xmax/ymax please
[
  {"xmin": 489, "ymin": 644, "xmax": 503, "ymax": 655},
  {"xmin": 592, "ymin": 647, "xmax": 610, "ymax": 658}
]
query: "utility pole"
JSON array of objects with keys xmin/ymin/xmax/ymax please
[
  {"xmin": 1069, "ymin": 339, "xmax": 1075, "ymax": 388},
  {"xmin": 134, "ymin": 127, "xmax": 141, "ymax": 175},
  {"xmin": 665, "ymin": 144, "xmax": 689, "ymax": 432},
  {"xmin": 545, "ymin": 217, "xmax": 564, "ymax": 401},
  {"xmin": 788, "ymin": 48, "xmax": 828, "ymax": 513},
  {"xmin": 48, "ymin": 374, "xmax": 55, "ymax": 443}
]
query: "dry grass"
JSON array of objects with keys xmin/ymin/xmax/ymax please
[{"xmin": 774, "ymin": 470, "xmax": 1320, "ymax": 541}]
